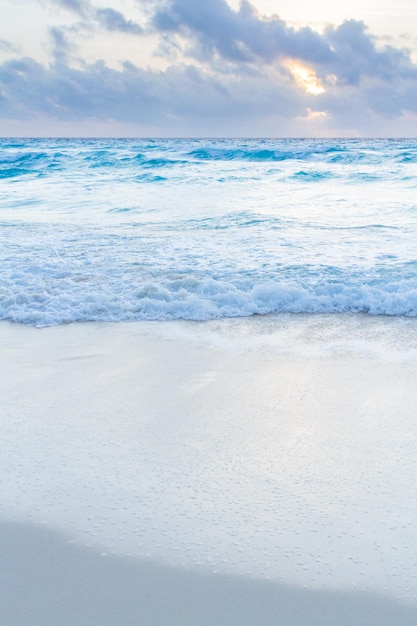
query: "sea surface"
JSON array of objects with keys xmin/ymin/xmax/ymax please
[{"xmin": 1, "ymin": 137, "xmax": 417, "ymax": 326}]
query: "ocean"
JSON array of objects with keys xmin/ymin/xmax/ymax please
[{"xmin": 1, "ymin": 137, "xmax": 417, "ymax": 326}]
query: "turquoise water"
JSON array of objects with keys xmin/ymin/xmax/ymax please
[{"xmin": 1, "ymin": 137, "xmax": 417, "ymax": 325}]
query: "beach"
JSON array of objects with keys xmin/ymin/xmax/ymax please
[{"xmin": 2, "ymin": 314, "xmax": 417, "ymax": 624}]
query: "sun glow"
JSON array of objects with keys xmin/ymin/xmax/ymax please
[{"xmin": 285, "ymin": 61, "xmax": 325, "ymax": 95}]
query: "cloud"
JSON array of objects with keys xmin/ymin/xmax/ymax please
[
  {"xmin": 46, "ymin": 0, "xmax": 144, "ymax": 36},
  {"xmin": 0, "ymin": 39, "xmax": 19, "ymax": 54},
  {"xmin": 49, "ymin": 27, "xmax": 75, "ymax": 63},
  {"xmin": 0, "ymin": 53, "xmax": 309, "ymax": 135},
  {"xmin": 48, "ymin": 0, "xmax": 90, "ymax": 17},
  {"xmin": 153, "ymin": 0, "xmax": 332, "ymax": 64},
  {"xmin": 323, "ymin": 20, "xmax": 417, "ymax": 85},
  {"xmin": 1, "ymin": 0, "xmax": 417, "ymax": 136},
  {"xmin": 0, "ymin": 57, "xmax": 149, "ymax": 123},
  {"xmin": 153, "ymin": 0, "xmax": 417, "ymax": 87},
  {"xmin": 95, "ymin": 8, "xmax": 143, "ymax": 35}
]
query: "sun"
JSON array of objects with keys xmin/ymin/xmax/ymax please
[{"xmin": 285, "ymin": 61, "xmax": 325, "ymax": 95}]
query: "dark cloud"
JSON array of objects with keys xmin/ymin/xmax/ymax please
[
  {"xmin": 0, "ymin": 39, "xmax": 19, "ymax": 53},
  {"xmin": 49, "ymin": 27, "xmax": 75, "ymax": 63},
  {"xmin": 324, "ymin": 20, "xmax": 417, "ymax": 85},
  {"xmin": 153, "ymin": 0, "xmax": 332, "ymax": 64},
  {"xmin": 48, "ymin": 0, "xmax": 90, "ymax": 17},
  {"xmin": 0, "ymin": 57, "xmax": 152, "ymax": 122},
  {"xmin": 95, "ymin": 8, "xmax": 143, "ymax": 35},
  {"xmin": 0, "ymin": 54, "xmax": 307, "ymax": 132},
  {"xmin": 47, "ymin": 0, "xmax": 143, "ymax": 36},
  {"xmin": 153, "ymin": 0, "xmax": 417, "ymax": 88}
]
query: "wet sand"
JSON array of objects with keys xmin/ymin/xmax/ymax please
[{"xmin": 1, "ymin": 315, "xmax": 417, "ymax": 624}]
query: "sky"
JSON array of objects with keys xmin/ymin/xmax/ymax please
[{"xmin": 1, "ymin": 0, "xmax": 417, "ymax": 137}]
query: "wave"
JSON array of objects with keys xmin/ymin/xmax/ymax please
[
  {"xmin": 187, "ymin": 147, "xmax": 339, "ymax": 162},
  {"xmin": 187, "ymin": 148, "xmax": 284, "ymax": 161},
  {"xmin": 185, "ymin": 144, "xmax": 385, "ymax": 164},
  {"xmin": 2, "ymin": 139, "xmax": 417, "ymax": 182},
  {"xmin": 0, "ymin": 167, "xmax": 32, "ymax": 179},
  {"xmin": 2, "ymin": 273, "xmax": 417, "ymax": 326},
  {"xmin": 290, "ymin": 170, "xmax": 335, "ymax": 182},
  {"xmin": 0, "ymin": 150, "xmax": 67, "ymax": 178}
]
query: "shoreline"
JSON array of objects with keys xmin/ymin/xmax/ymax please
[{"xmin": 2, "ymin": 314, "xmax": 417, "ymax": 622}]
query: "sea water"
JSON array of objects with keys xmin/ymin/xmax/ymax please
[{"xmin": 1, "ymin": 137, "xmax": 417, "ymax": 326}]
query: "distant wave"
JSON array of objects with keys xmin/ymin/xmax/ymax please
[
  {"xmin": 188, "ymin": 148, "xmax": 282, "ymax": 161},
  {"xmin": 2, "ymin": 139, "xmax": 417, "ymax": 181}
]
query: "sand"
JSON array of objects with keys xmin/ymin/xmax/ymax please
[{"xmin": 1, "ymin": 314, "xmax": 417, "ymax": 625}]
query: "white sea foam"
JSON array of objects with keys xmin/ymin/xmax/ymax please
[{"xmin": 3, "ymin": 274, "xmax": 417, "ymax": 326}]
